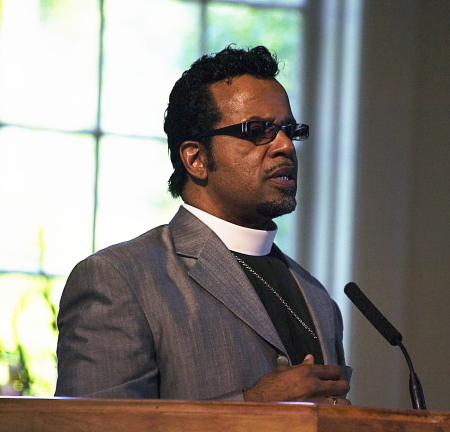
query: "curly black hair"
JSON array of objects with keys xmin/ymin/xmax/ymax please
[{"xmin": 164, "ymin": 45, "xmax": 280, "ymax": 198}]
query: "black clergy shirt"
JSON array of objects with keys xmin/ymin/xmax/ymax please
[{"xmin": 233, "ymin": 247, "xmax": 324, "ymax": 366}]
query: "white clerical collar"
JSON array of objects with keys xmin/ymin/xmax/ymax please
[{"xmin": 183, "ymin": 204, "xmax": 277, "ymax": 256}]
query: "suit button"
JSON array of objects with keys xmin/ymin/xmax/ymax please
[{"xmin": 277, "ymin": 355, "xmax": 290, "ymax": 366}]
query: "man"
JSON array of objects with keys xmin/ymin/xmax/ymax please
[{"xmin": 55, "ymin": 46, "xmax": 350, "ymax": 404}]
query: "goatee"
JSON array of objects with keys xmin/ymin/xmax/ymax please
[{"xmin": 256, "ymin": 189, "xmax": 297, "ymax": 219}]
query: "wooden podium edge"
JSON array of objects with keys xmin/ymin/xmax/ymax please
[{"xmin": 1, "ymin": 397, "xmax": 449, "ymax": 432}]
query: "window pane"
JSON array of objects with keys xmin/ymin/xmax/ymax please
[
  {"xmin": 227, "ymin": 0, "xmax": 305, "ymax": 5},
  {"xmin": 0, "ymin": 127, "xmax": 95, "ymax": 275},
  {"xmin": 101, "ymin": 0, "xmax": 201, "ymax": 137},
  {"xmin": 205, "ymin": 2, "xmax": 303, "ymax": 257},
  {"xmin": 0, "ymin": 273, "xmax": 64, "ymax": 396},
  {"xmin": 0, "ymin": 0, "xmax": 308, "ymax": 398},
  {"xmin": 205, "ymin": 2, "xmax": 302, "ymax": 116},
  {"xmin": 0, "ymin": 0, "xmax": 100, "ymax": 131},
  {"xmin": 95, "ymin": 135, "xmax": 180, "ymax": 250}
]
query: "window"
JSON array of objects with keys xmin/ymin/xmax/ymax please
[{"xmin": 0, "ymin": 0, "xmax": 307, "ymax": 395}]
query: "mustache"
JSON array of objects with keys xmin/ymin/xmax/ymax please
[{"xmin": 263, "ymin": 162, "xmax": 297, "ymax": 177}]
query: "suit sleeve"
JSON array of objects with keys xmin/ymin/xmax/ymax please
[
  {"xmin": 332, "ymin": 299, "xmax": 347, "ymax": 367},
  {"xmin": 55, "ymin": 255, "xmax": 159, "ymax": 398}
]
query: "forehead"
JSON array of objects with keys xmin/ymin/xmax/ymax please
[{"xmin": 209, "ymin": 75, "xmax": 294, "ymax": 124}]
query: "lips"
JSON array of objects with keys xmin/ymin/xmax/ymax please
[
  {"xmin": 265, "ymin": 164, "xmax": 297, "ymax": 183},
  {"xmin": 264, "ymin": 164, "xmax": 297, "ymax": 187}
]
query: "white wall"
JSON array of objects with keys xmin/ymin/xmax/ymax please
[{"xmin": 348, "ymin": 0, "xmax": 450, "ymax": 411}]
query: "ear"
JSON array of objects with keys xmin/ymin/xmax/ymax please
[{"xmin": 179, "ymin": 140, "xmax": 209, "ymax": 181}]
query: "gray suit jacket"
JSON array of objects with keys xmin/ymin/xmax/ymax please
[{"xmin": 55, "ymin": 207, "xmax": 346, "ymax": 400}]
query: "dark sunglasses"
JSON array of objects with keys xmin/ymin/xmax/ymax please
[{"xmin": 194, "ymin": 121, "xmax": 309, "ymax": 146}]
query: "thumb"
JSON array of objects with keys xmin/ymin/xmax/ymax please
[{"xmin": 302, "ymin": 354, "xmax": 315, "ymax": 365}]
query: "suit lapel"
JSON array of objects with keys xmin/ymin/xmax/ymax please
[
  {"xmin": 283, "ymin": 254, "xmax": 337, "ymax": 365},
  {"xmin": 170, "ymin": 207, "xmax": 286, "ymax": 355}
]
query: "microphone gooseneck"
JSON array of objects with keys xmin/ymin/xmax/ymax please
[{"xmin": 344, "ymin": 282, "xmax": 427, "ymax": 410}]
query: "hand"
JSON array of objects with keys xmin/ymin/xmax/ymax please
[{"xmin": 243, "ymin": 354, "xmax": 351, "ymax": 404}]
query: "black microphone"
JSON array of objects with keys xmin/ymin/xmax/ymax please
[{"xmin": 344, "ymin": 282, "xmax": 427, "ymax": 410}]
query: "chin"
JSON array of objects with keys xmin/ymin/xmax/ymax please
[{"xmin": 256, "ymin": 196, "xmax": 297, "ymax": 219}]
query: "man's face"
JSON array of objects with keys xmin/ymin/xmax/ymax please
[{"xmin": 202, "ymin": 75, "xmax": 298, "ymax": 229}]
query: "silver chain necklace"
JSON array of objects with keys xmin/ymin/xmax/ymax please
[{"xmin": 232, "ymin": 254, "xmax": 318, "ymax": 340}]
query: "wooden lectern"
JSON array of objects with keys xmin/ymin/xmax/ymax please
[{"xmin": 1, "ymin": 397, "xmax": 450, "ymax": 432}]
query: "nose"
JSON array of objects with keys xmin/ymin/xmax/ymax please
[{"xmin": 267, "ymin": 130, "xmax": 297, "ymax": 159}]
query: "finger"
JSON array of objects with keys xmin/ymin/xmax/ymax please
[
  {"xmin": 313, "ymin": 378, "xmax": 350, "ymax": 398},
  {"xmin": 307, "ymin": 364, "xmax": 344, "ymax": 381},
  {"xmin": 324, "ymin": 397, "xmax": 352, "ymax": 406},
  {"xmin": 292, "ymin": 396, "xmax": 351, "ymax": 405},
  {"xmin": 301, "ymin": 354, "xmax": 314, "ymax": 365},
  {"xmin": 284, "ymin": 367, "xmax": 350, "ymax": 399},
  {"xmin": 327, "ymin": 378, "xmax": 350, "ymax": 396}
]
